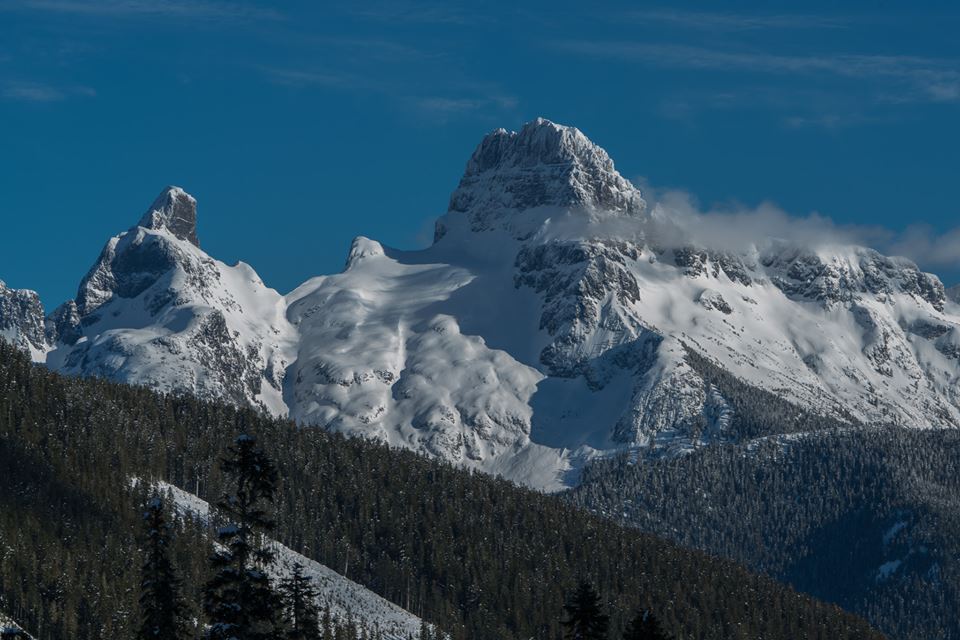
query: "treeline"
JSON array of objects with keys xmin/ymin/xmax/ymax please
[{"xmin": 0, "ymin": 340, "xmax": 884, "ymax": 639}]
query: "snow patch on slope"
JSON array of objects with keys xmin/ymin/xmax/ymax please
[
  {"xmin": 0, "ymin": 612, "xmax": 33, "ymax": 638},
  {"xmin": 145, "ymin": 479, "xmax": 427, "ymax": 640}
]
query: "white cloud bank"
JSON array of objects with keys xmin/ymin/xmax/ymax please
[{"xmin": 645, "ymin": 186, "xmax": 960, "ymax": 274}]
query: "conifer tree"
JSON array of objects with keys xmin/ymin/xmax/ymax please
[
  {"xmin": 624, "ymin": 610, "xmax": 670, "ymax": 640},
  {"xmin": 203, "ymin": 434, "xmax": 281, "ymax": 640},
  {"xmin": 562, "ymin": 581, "xmax": 609, "ymax": 640},
  {"xmin": 280, "ymin": 563, "xmax": 321, "ymax": 639},
  {"xmin": 137, "ymin": 495, "xmax": 187, "ymax": 640}
]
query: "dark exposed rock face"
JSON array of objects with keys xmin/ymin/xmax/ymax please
[
  {"xmin": 138, "ymin": 186, "xmax": 199, "ymax": 247},
  {"xmin": 0, "ymin": 280, "xmax": 47, "ymax": 353},
  {"xmin": 698, "ymin": 289, "xmax": 733, "ymax": 314},
  {"xmin": 46, "ymin": 300, "xmax": 81, "ymax": 346},
  {"xmin": 188, "ymin": 310, "xmax": 264, "ymax": 407},
  {"xmin": 515, "ymin": 239, "xmax": 643, "ymax": 379},
  {"xmin": 76, "ymin": 234, "xmax": 181, "ymax": 318},
  {"xmin": 761, "ymin": 247, "xmax": 945, "ymax": 309},
  {"xmin": 672, "ymin": 247, "xmax": 754, "ymax": 286}
]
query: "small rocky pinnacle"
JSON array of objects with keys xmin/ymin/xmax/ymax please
[{"xmin": 138, "ymin": 186, "xmax": 200, "ymax": 247}]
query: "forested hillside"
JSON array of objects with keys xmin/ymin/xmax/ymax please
[
  {"xmin": 0, "ymin": 340, "xmax": 884, "ymax": 639},
  {"xmin": 570, "ymin": 352, "xmax": 960, "ymax": 640}
]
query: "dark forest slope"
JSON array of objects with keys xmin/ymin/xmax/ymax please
[
  {"xmin": 0, "ymin": 340, "xmax": 883, "ymax": 639},
  {"xmin": 570, "ymin": 350, "xmax": 960, "ymax": 639}
]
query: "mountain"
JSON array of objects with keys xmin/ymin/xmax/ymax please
[
  {"xmin": 3, "ymin": 118, "xmax": 960, "ymax": 491},
  {"xmin": 4, "ymin": 117, "xmax": 959, "ymax": 637},
  {"xmin": 45, "ymin": 186, "xmax": 296, "ymax": 414}
]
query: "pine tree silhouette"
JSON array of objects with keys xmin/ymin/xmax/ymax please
[
  {"xmin": 280, "ymin": 563, "xmax": 321, "ymax": 639},
  {"xmin": 137, "ymin": 495, "xmax": 188, "ymax": 639},
  {"xmin": 203, "ymin": 434, "xmax": 281, "ymax": 640},
  {"xmin": 624, "ymin": 610, "xmax": 671, "ymax": 640},
  {"xmin": 562, "ymin": 580, "xmax": 609, "ymax": 640}
]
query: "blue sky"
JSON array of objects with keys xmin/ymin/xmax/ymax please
[{"xmin": 1, "ymin": 0, "xmax": 959, "ymax": 305}]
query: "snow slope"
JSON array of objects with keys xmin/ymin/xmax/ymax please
[
  {"xmin": 146, "ymin": 479, "xmax": 427, "ymax": 640},
  {"xmin": 5, "ymin": 118, "xmax": 960, "ymax": 491},
  {"xmin": 0, "ymin": 612, "xmax": 33, "ymax": 638}
]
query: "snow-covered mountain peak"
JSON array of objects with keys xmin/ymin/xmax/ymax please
[
  {"xmin": 44, "ymin": 188, "xmax": 297, "ymax": 414},
  {"xmin": 345, "ymin": 236, "xmax": 385, "ymax": 270},
  {"xmin": 0, "ymin": 280, "xmax": 47, "ymax": 360},
  {"xmin": 438, "ymin": 118, "xmax": 646, "ymax": 240},
  {"xmin": 464, "ymin": 118, "xmax": 607, "ymax": 175},
  {"xmin": 137, "ymin": 185, "xmax": 199, "ymax": 247}
]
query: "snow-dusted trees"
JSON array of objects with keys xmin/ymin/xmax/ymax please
[
  {"xmin": 203, "ymin": 434, "xmax": 281, "ymax": 640},
  {"xmin": 137, "ymin": 495, "xmax": 188, "ymax": 640},
  {"xmin": 279, "ymin": 563, "xmax": 321, "ymax": 640}
]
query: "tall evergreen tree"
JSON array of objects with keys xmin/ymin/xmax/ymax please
[
  {"xmin": 203, "ymin": 434, "xmax": 281, "ymax": 640},
  {"xmin": 280, "ymin": 563, "xmax": 321, "ymax": 640},
  {"xmin": 624, "ymin": 610, "xmax": 670, "ymax": 640},
  {"xmin": 137, "ymin": 495, "xmax": 188, "ymax": 640},
  {"xmin": 562, "ymin": 581, "xmax": 609, "ymax": 640}
]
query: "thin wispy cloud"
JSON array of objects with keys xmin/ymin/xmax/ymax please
[
  {"xmin": 1, "ymin": 81, "xmax": 95, "ymax": 102},
  {"xmin": 624, "ymin": 10, "xmax": 847, "ymax": 31},
  {"xmin": 783, "ymin": 113, "xmax": 891, "ymax": 129},
  {"xmin": 412, "ymin": 94, "xmax": 518, "ymax": 115},
  {"xmin": 260, "ymin": 64, "xmax": 519, "ymax": 123},
  {"xmin": 259, "ymin": 67, "xmax": 361, "ymax": 90},
  {"xmin": 346, "ymin": 2, "xmax": 479, "ymax": 26},
  {"xmin": 559, "ymin": 41, "xmax": 960, "ymax": 104},
  {"xmin": 889, "ymin": 226, "xmax": 960, "ymax": 270},
  {"xmin": 5, "ymin": 0, "xmax": 283, "ymax": 21}
]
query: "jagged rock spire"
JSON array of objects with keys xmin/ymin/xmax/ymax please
[{"xmin": 138, "ymin": 186, "xmax": 199, "ymax": 247}]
